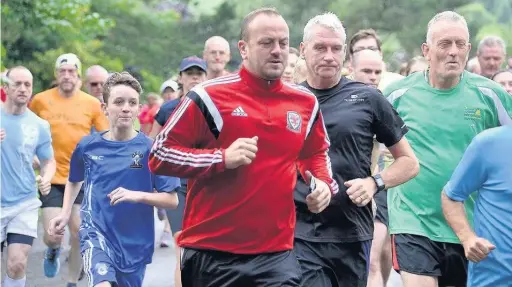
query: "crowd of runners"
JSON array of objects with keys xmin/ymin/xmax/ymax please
[{"xmin": 1, "ymin": 7, "xmax": 512, "ymax": 287}]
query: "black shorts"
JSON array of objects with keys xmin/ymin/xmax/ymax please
[
  {"xmin": 392, "ymin": 234, "xmax": 467, "ymax": 287},
  {"xmin": 374, "ymin": 191, "xmax": 388, "ymax": 226},
  {"xmin": 1, "ymin": 233, "xmax": 34, "ymax": 252},
  {"xmin": 181, "ymin": 248, "xmax": 302, "ymax": 287},
  {"xmin": 294, "ymin": 238, "xmax": 371, "ymax": 287},
  {"xmin": 39, "ymin": 184, "xmax": 84, "ymax": 208},
  {"xmin": 166, "ymin": 187, "xmax": 186, "ymax": 235}
]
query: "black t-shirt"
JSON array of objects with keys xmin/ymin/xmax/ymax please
[
  {"xmin": 154, "ymin": 98, "xmax": 181, "ymax": 127},
  {"xmin": 294, "ymin": 77, "xmax": 408, "ymax": 243}
]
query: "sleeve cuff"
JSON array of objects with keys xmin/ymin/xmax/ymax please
[
  {"xmin": 443, "ymin": 182, "xmax": 466, "ymax": 202},
  {"xmin": 68, "ymin": 176, "xmax": 84, "ymax": 183}
]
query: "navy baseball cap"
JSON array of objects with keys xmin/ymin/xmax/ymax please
[{"xmin": 179, "ymin": 56, "xmax": 207, "ymax": 73}]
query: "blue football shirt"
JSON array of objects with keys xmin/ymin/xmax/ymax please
[
  {"xmin": 444, "ymin": 125, "xmax": 512, "ymax": 287},
  {"xmin": 1, "ymin": 108, "xmax": 53, "ymax": 207},
  {"xmin": 69, "ymin": 131, "xmax": 180, "ymax": 272}
]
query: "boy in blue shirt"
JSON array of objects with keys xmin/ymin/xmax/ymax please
[
  {"xmin": 48, "ymin": 72, "xmax": 180, "ymax": 287},
  {"xmin": 442, "ymin": 125, "xmax": 512, "ymax": 287}
]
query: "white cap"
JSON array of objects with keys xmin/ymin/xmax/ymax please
[
  {"xmin": 160, "ymin": 79, "xmax": 179, "ymax": 94},
  {"xmin": 55, "ymin": 53, "xmax": 82, "ymax": 76}
]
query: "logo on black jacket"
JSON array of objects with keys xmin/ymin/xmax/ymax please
[
  {"xmin": 286, "ymin": 111, "xmax": 302, "ymax": 133},
  {"xmin": 130, "ymin": 151, "xmax": 144, "ymax": 168}
]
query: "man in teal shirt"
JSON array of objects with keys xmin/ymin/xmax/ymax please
[{"xmin": 384, "ymin": 11, "xmax": 512, "ymax": 287}]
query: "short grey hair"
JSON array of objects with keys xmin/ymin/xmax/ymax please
[
  {"xmin": 426, "ymin": 11, "xmax": 469, "ymax": 44},
  {"xmin": 303, "ymin": 12, "xmax": 346, "ymax": 43},
  {"xmin": 477, "ymin": 35, "xmax": 506, "ymax": 54}
]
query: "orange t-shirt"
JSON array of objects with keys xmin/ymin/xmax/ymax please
[{"xmin": 30, "ymin": 88, "xmax": 109, "ymax": 184}]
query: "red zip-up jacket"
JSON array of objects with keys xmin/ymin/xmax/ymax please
[{"xmin": 149, "ymin": 67, "xmax": 339, "ymax": 254}]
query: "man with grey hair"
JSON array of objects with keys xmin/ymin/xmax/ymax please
[
  {"xmin": 203, "ymin": 36, "xmax": 231, "ymax": 79},
  {"xmin": 84, "ymin": 65, "xmax": 109, "ymax": 102},
  {"xmin": 477, "ymin": 35, "xmax": 506, "ymax": 78},
  {"xmin": 295, "ymin": 12, "xmax": 419, "ymax": 287},
  {"xmin": 384, "ymin": 11, "xmax": 512, "ymax": 287}
]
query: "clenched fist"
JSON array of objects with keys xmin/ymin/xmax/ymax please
[
  {"xmin": 345, "ymin": 177, "xmax": 377, "ymax": 207},
  {"xmin": 48, "ymin": 213, "xmax": 69, "ymax": 237},
  {"xmin": 225, "ymin": 136, "xmax": 259, "ymax": 169},
  {"xmin": 36, "ymin": 175, "xmax": 51, "ymax": 196},
  {"xmin": 305, "ymin": 171, "xmax": 332, "ymax": 213},
  {"xmin": 462, "ymin": 236, "xmax": 496, "ymax": 263}
]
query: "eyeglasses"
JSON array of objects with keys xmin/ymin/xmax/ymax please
[{"xmin": 89, "ymin": 82, "xmax": 104, "ymax": 87}]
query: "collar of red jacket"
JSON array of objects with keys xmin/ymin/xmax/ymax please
[{"xmin": 239, "ymin": 65, "xmax": 283, "ymax": 92}]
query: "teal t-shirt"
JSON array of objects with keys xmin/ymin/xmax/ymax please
[{"xmin": 384, "ymin": 70, "xmax": 512, "ymax": 243}]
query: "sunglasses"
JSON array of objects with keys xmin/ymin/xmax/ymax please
[{"xmin": 89, "ymin": 82, "xmax": 104, "ymax": 87}]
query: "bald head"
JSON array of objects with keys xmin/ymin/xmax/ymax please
[
  {"xmin": 85, "ymin": 65, "xmax": 109, "ymax": 100},
  {"xmin": 4, "ymin": 66, "xmax": 33, "ymax": 106},
  {"xmin": 6, "ymin": 66, "xmax": 33, "ymax": 84},
  {"xmin": 86, "ymin": 65, "xmax": 108, "ymax": 78},
  {"xmin": 352, "ymin": 49, "xmax": 383, "ymax": 87},
  {"xmin": 203, "ymin": 36, "xmax": 231, "ymax": 78},
  {"xmin": 352, "ymin": 49, "xmax": 382, "ymax": 66},
  {"xmin": 204, "ymin": 36, "xmax": 230, "ymax": 53}
]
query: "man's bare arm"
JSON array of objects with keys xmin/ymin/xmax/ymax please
[
  {"xmin": 39, "ymin": 158, "xmax": 56, "ymax": 183},
  {"xmin": 380, "ymin": 137, "xmax": 419, "ymax": 188},
  {"xmin": 62, "ymin": 181, "xmax": 84, "ymax": 216},
  {"xmin": 441, "ymin": 191, "xmax": 475, "ymax": 243}
]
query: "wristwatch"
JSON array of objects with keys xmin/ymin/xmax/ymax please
[{"xmin": 372, "ymin": 174, "xmax": 386, "ymax": 192}]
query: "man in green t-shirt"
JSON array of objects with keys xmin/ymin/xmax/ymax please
[{"xmin": 384, "ymin": 11, "xmax": 512, "ymax": 287}]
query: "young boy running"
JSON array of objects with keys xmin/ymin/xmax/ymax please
[{"xmin": 48, "ymin": 72, "xmax": 180, "ymax": 287}]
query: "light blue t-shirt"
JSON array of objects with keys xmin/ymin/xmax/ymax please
[
  {"xmin": 1, "ymin": 108, "xmax": 53, "ymax": 207},
  {"xmin": 444, "ymin": 125, "xmax": 512, "ymax": 287}
]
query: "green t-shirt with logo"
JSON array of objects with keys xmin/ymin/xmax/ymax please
[{"xmin": 384, "ymin": 71, "xmax": 512, "ymax": 243}]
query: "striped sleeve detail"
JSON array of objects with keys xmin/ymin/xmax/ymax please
[
  {"xmin": 151, "ymin": 77, "xmax": 241, "ymax": 169},
  {"xmin": 478, "ymin": 87, "xmax": 512, "ymax": 126},
  {"xmin": 386, "ymin": 88, "xmax": 409, "ymax": 104},
  {"xmin": 306, "ymin": 98, "xmax": 320, "ymax": 139},
  {"xmin": 151, "ymin": 97, "xmax": 223, "ymax": 167}
]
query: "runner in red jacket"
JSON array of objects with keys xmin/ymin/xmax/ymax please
[{"xmin": 149, "ymin": 7, "xmax": 338, "ymax": 287}]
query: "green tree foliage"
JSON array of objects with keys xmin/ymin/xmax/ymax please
[
  {"xmin": 330, "ymin": 0, "xmax": 469, "ymax": 56},
  {"xmin": 1, "ymin": 0, "xmax": 115, "ymax": 91},
  {"xmin": 457, "ymin": 2, "xmax": 512, "ymax": 56},
  {"xmin": 2, "ymin": 0, "xmax": 511, "ymax": 97}
]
